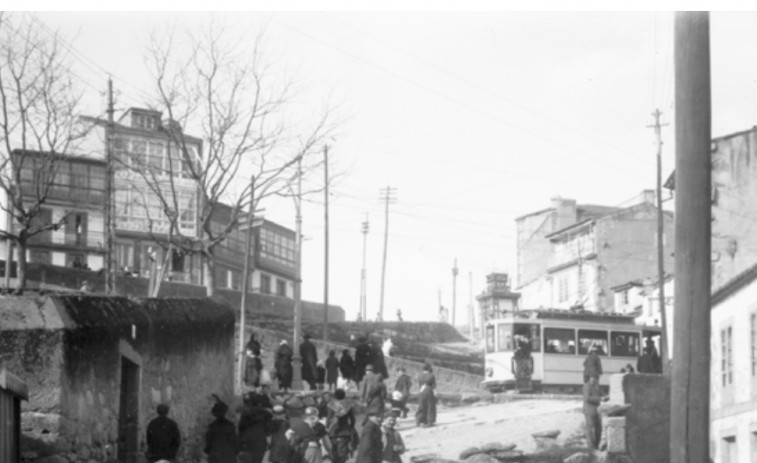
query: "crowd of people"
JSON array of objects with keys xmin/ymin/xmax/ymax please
[{"xmin": 144, "ymin": 332, "xmax": 439, "ymax": 463}]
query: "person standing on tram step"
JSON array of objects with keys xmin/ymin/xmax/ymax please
[
  {"xmin": 583, "ymin": 344, "xmax": 603, "ymax": 383},
  {"xmin": 300, "ymin": 333, "xmax": 319, "ymax": 391}
]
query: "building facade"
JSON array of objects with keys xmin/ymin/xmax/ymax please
[
  {"xmin": 0, "ymin": 150, "xmax": 107, "ymax": 272},
  {"xmin": 710, "ymin": 263, "xmax": 757, "ymax": 463},
  {"xmin": 476, "ymin": 272, "xmax": 521, "ymax": 320},
  {"xmin": 517, "ymin": 192, "xmax": 674, "ymax": 312}
]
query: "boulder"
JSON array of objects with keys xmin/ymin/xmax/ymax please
[
  {"xmin": 480, "ymin": 442, "xmax": 516, "ymax": 453},
  {"xmin": 459, "ymin": 446, "xmax": 484, "ymax": 460},
  {"xmin": 563, "ymin": 452, "xmax": 593, "ymax": 463},
  {"xmin": 464, "ymin": 453, "xmax": 499, "ymax": 463},
  {"xmin": 409, "ymin": 453, "xmax": 442, "ymax": 463},
  {"xmin": 531, "ymin": 429, "xmax": 561, "ymax": 439},
  {"xmin": 490, "ymin": 449, "xmax": 525, "ymax": 462}
]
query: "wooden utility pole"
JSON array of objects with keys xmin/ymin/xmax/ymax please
[
  {"xmin": 323, "ymin": 145, "xmax": 330, "ymax": 341},
  {"xmin": 104, "ymin": 78, "xmax": 116, "ymax": 294},
  {"xmin": 468, "ymin": 271, "xmax": 474, "ymax": 343},
  {"xmin": 648, "ymin": 108, "xmax": 670, "ymax": 373},
  {"xmin": 452, "ymin": 258, "xmax": 458, "ymax": 326},
  {"xmin": 237, "ymin": 175, "xmax": 256, "ymax": 394},
  {"xmin": 360, "ymin": 215, "xmax": 369, "ymax": 321},
  {"xmin": 378, "ymin": 186, "xmax": 396, "ymax": 320},
  {"xmin": 292, "ymin": 158, "xmax": 304, "ymax": 390},
  {"xmin": 671, "ymin": 11, "xmax": 711, "ymax": 463}
]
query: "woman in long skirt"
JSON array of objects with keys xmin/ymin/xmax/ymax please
[{"xmin": 415, "ymin": 363, "xmax": 436, "ymax": 427}]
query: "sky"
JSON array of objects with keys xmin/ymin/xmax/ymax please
[{"xmin": 21, "ymin": 7, "xmax": 757, "ymax": 322}]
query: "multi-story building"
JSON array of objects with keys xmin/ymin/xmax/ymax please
[
  {"xmin": 516, "ymin": 191, "xmax": 674, "ymax": 312},
  {"xmin": 83, "ymin": 108, "xmax": 204, "ymax": 284},
  {"xmin": 0, "ymin": 150, "xmax": 107, "ymax": 271},
  {"xmin": 476, "ymin": 272, "xmax": 521, "ymax": 320},
  {"xmin": 710, "ymin": 263, "xmax": 757, "ymax": 463},
  {"xmin": 211, "ymin": 203, "xmax": 296, "ymax": 296}
]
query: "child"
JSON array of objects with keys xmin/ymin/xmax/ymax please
[
  {"xmin": 316, "ymin": 360, "xmax": 327, "ymax": 391},
  {"xmin": 389, "ymin": 390, "xmax": 404, "ymax": 418}
]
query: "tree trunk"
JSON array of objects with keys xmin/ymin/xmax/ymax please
[
  {"xmin": 15, "ymin": 239, "xmax": 27, "ymax": 294},
  {"xmin": 203, "ymin": 249, "xmax": 216, "ymax": 297}
]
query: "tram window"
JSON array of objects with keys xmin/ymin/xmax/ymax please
[
  {"xmin": 578, "ymin": 329, "xmax": 609, "ymax": 355},
  {"xmin": 485, "ymin": 325, "xmax": 495, "ymax": 353},
  {"xmin": 610, "ymin": 331, "xmax": 641, "ymax": 357},
  {"xmin": 514, "ymin": 323, "xmax": 541, "ymax": 353},
  {"xmin": 543, "ymin": 328, "xmax": 576, "ymax": 354},
  {"xmin": 497, "ymin": 324, "xmax": 512, "ymax": 351}
]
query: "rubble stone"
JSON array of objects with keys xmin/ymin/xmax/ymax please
[
  {"xmin": 480, "ymin": 442, "xmax": 516, "ymax": 452},
  {"xmin": 459, "ymin": 446, "xmax": 484, "ymax": 460},
  {"xmin": 465, "ymin": 453, "xmax": 499, "ymax": 463},
  {"xmin": 563, "ymin": 452, "xmax": 593, "ymax": 463}
]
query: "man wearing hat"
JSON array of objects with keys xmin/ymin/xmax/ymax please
[
  {"xmin": 582, "ymin": 344, "xmax": 603, "ymax": 383},
  {"xmin": 267, "ymin": 405, "xmax": 292, "ymax": 463},
  {"xmin": 582, "ymin": 374, "xmax": 605, "ymax": 449},
  {"xmin": 300, "ymin": 334, "xmax": 319, "ymax": 390},
  {"xmin": 146, "ymin": 404, "xmax": 181, "ymax": 463},
  {"xmin": 204, "ymin": 399, "xmax": 238, "ymax": 463}
]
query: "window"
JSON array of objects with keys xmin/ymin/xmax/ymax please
[
  {"xmin": 28, "ymin": 208, "xmax": 53, "ymax": 244},
  {"xmin": 497, "ymin": 324, "xmax": 511, "ymax": 352},
  {"xmin": 29, "ymin": 250, "xmax": 51, "ymax": 265},
  {"xmin": 543, "ymin": 328, "xmax": 576, "ymax": 354},
  {"xmin": 578, "ymin": 330, "xmax": 608, "ymax": 355},
  {"xmin": 722, "ymin": 435, "xmax": 737, "ymax": 463},
  {"xmin": 578, "ymin": 271, "xmax": 587, "ymax": 299},
  {"xmin": 65, "ymin": 212, "xmax": 87, "ymax": 246},
  {"xmin": 171, "ymin": 249, "xmax": 184, "ymax": 273},
  {"xmin": 116, "ymin": 243, "xmax": 134, "ymax": 270},
  {"xmin": 260, "ymin": 274, "xmax": 271, "ymax": 294},
  {"xmin": 558, "ymin": 276, "xmax": 569, "ymax": 303},
  {"xmin": 722, "ymin": 326, "xmax": 733, "ymax": 387},
  {"xmin": 610, "ymin": 331, "xmax": 640, "ymax": 357},
  {"xmin": 514, "ymin": 323, "xmax": 541, "ymax": 353},
  {"xmin": 276, "ymin": 279, "xmax": 287, "ymax": 297},
  {"xmin": 749, "ymin": 313, "xmax": 757, "ymax": 376},
  {"xmin": 485, "ymin": 325, "xmax": 495, "ymax": 353},
  {"xmin": 622, "ymin": 290, "xmax": 629, "ymax": 305},
  {"xmin": 230, "ymin": 270, "xmax": 241, "ymax": 290}
]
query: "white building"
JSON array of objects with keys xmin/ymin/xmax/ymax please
[{"xmin": 710, "ymin": 263, "xmax": 757, "ymax": 463}]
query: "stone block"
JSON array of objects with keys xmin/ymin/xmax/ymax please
[
  {"xmin": 490, "ymin": 449, "xmax": 524, "ymax": 461},
  {"xmin": 409, "ymin": 454, "xmax": 441, "ymax": 463},
  {"xmin": 608, "ymin": 373, "xmax": 626, "ymax": 404},
  {"xmin": 480, "ymin": 442, "xmax": 516, "ymax": 452},
  {"xmin": 605, "ymin": 417, "xmax": 626, "ymax": 453},
  {"xmin": 459, "ymin": 446, "xmax": 483, "ymax": 459},
  {"xmin": 465, "ymin": 453, "xmax": 498, "ymax": 463}
]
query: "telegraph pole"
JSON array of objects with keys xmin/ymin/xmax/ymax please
[
  {"xmin": 452, "ymin": 258, "xmax": 459, "ymax": 326},
  {"xmin": 671, "ymin": 11, "xmax": 711, "ymax": 463},
  {"xmin": 468, "ymin": 271, "xmax": 474, "ymax": 343},
  {"xmin": 360, "ymin": 215, "xmax": 369, "ymax": 321},
  {"xmin": 323, "ymin": 145, "xmax": 330, "ymax": 341},
  {"xmin": 237, "ymin": 175, "xmax": 256, "ymax": 394},
  {"xmin": 104, "ymin": 78, "xmax": 116, "ymax": 294},
  {"xmin": 378, "ymin": 186, "xmax": 397, "ymax": 321},
  {"xmin": 648, "ymin": 108, "xmax": 670, "ymax": 372}
]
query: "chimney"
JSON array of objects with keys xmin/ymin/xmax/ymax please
[
  {"xmin": 639, "ymin": 189, "xmax": 656, "ymax": 205},
  {"xmin": 551, "ymin": 196, "xmax": 577, "ymax": 231}
]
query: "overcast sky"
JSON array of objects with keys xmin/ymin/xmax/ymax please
[{"xmin": 27, "ymin": 8, "xmax": 757, "ymax": 322}]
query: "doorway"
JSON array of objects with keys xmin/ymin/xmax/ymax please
[{"xmin": 117, "ymin": 356, "xmax": 140, "ymax": 463}]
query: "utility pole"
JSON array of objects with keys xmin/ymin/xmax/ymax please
[
  {"xmin": 292, "ymin": 158, "xmax": 304, "ymax": 391},
  {"xmin": 236, "ymin": 175, "xmax": 256, "ymax": 394},
  {"xmin": 323, "ymin": 145, "xmax": 330, "ymax": 341},
  {"xmin": 648, "ymin": 108, "xmax": 670, "ymax": 373},
  {"xmin": 378, "ymin": 186, "xmax": 397, "ymax": 321},
  {"xmin": 104, "ymin": 78, "xmax": 116, "ymax": 294},
  {"xmin": 437, "ymin": 288, "xmax": 442, "ymax": 322},
  {"xmin": 360, "ymin": 215, "xmax": 369, "ymax": 321},
  {"xmin": 452, "ymin": 258, "xmax": 459, "ymax": 326},
  {"xmin": 468, "ymin": 271, "xmax": 474, "ymax": 343},
  {"xmin": 671, "ymin": 11, "xmax": 711, "ymax": 463}
]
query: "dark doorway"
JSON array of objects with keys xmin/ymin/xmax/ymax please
[{"xmin": 117, "ymin": 356, "xmax": 140, "ymax": 463}]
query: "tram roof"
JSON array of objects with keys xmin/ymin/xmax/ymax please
[{"xmin": 509, "ymin": 308, "xmax": 638, "ymax": 324}]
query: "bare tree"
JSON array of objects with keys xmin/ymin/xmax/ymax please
[
  {"xmin": 131, "ymin": 23, "xmax": 336, "ymax": 296},
  {"xmin": 0, "ymin": 13, "xmax": 87, "ymax": 292}
]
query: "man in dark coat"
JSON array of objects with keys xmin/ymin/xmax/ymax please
[
  {"xmin": 354, "ymin": 336, "xmax": 373, "ymax": 386},
  {"xmin": 146, "ymin": 404, "xmax": 181, "ymax": 463},
  {"xmin": 275, "ymin": 340, "xmax": 294, "ymax": 391},
  {"xmin": 637, "ymin": 338, "xmax": 662, "ymax": 373},
  {"xmin": 582, "ymin": 345, "xmax": 603, "ymax": 383},
  {"xmin": 355, "ymin": 411, "xmax": 383, "ymax": 463},
  {"xmin": 245, "ymin": 334, "xmax": 263, "ymax": 388},
  {"xmin": 370, "ymin": 341, "xmax": 389, "ymax": 380},
  {"xmin": 238, "ymin": 393, "xmax": 271, "ymax": 463},
  {"xmin": 204, "ymin": 399, "xmax": 238, "ymax": 463},
  {"xmin": 415, "ymin": 364, "xmax": 437, "ymax": 427},
  {"xmin": 583, "ymin": 375, "xmax": 604, "ymax": 449},
  {"xmin": 325, "ymin": 350, "xmax": 340, "ymax": 391},
  {"xmin": 300, "ymin": 334, "xmax": 319, "ymax": 390},
  {"xmin": 393, "ymin": 367, "xmax": 412, "ymax": 418},
  {"xmin": 339, "ymin": 349, "xmax": 355, "ymax": 385}
]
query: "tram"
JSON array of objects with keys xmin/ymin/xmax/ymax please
[{"xmin": 482, "ymin": 308, "xmax": 662, "ymax": 393}]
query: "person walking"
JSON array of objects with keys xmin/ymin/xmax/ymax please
[
  {"xmin": 364, "ymin": 372, "xmax": 387, "ymax": 421},
  {"xmin": 380, "ymin": 415, "xmax": 405, "ymax": 463},
  {"xmin": 300, "ymin": 334, "xmax": 319, "ymax": 391},
  {"xmin": 146, "ymin": 404, "xmax": 181, "ymax": 463},
  {"xmin": 339, "ymin": 349, "xmax": 356, "ymax": 388},
  {"xmin": 327, "ymin": 389, "xmax": 358, "ymax": 463},
  {"xmin": 267, "ymin": 405, "xmax": 293, "ymax": 463},
  {"xmin": 393, "ymin": 367, "xmax": 412, "ymax": 419},
  {"xmin": 204, "ymin": 399, "xmax": 238, "ymax": 463},
  {"xmin": 360, "ymin": 365, "xmax": 378, "ymax": 404},
  {"xmin": 238, "ymin": 393, "xmax": 271, "ymax": 463},
  {"xmin": 355, "ymin": 411, "xmax": 383, "ymax": 463},
  {"xmin": 245, "ymin": 333, "xmax": 263, "ymax": 389},
  {"xmin": 354, "ymin": 336, "xmax": 373, "ymax": 387},
  {"xmin": 325, "ymin": 350, "xmax": 340, "ymax": 391},
  {"xmin": 583, "ymin": 375, "xmax": 604, "ymax": 449},
  {"xmin": 582, "ymin": 344, "xmax": 603, "ymax": 383},
  {"xmin": 415, "ymin": 364, "xmax": 437, "ymax": 427},
  {"xmin": 275, "ymin": 340, "xmax": 294, "ymax": 392}
]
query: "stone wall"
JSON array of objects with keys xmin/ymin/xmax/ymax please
[
  {"xmin": 0, "ymin": 295, "xmax": 236, "ymax": 463},
  {"xmin": 623, "ymin": 373, "xmax": 670, "ymax": 463}
]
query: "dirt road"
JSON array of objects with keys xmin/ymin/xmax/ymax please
[{"xmin": 397, "ymin": 398, "xmax": 585, "ymax": 460}]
